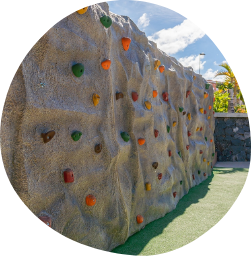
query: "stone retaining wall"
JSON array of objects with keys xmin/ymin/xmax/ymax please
[{"xmin": 214, "ymin": 113, "xmax": 250, "ymax": 161}]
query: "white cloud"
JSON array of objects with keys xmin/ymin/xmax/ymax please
[
  {"xmin": 178, "ymin": 54, "xmax": 206, "ymax": 72},
  {"xmin": 214, "ymin": 60, "xmax": 227, "ymax": 66},
  {"xmin": 203, "ymin": 68, "xmax": 225, "ymax": 82},
  {"xmin": 137, "ymin": 13, "xmax": 150, "ymax": 29},
  {"xmin": 148, "ymin": 19, "xmax": 205, "ymax": 55}
]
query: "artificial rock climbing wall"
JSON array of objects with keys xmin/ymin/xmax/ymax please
[{"xmin": 1, "ymin": 2, "xmax": 215, "ymax": 251}]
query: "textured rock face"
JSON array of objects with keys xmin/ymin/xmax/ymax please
[{"xmin": 1, "ymin": 2, "xmax": 215, "ymax": 251}]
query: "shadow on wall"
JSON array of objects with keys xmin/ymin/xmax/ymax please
[{"xmin": 112, "ymin": 173, "xmax": 214, "ymax": 255}]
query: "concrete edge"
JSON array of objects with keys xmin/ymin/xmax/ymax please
[{"xmin": 214, "ymin": 113, "xmax": 248, "ymax": 118}]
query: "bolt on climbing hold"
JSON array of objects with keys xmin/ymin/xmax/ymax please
[
  {"xmin": 41, "ymin": 130, "xmax": 55, "ymax": 143},
  {"xmin": 153, "ymin": 90, "xmax": 158, "ymax": 98},
  {"xmin": 186, "ymin": 90, "xmax": 191, "ymax": 98},
  {"xmin": 95, "ymin": 143, "xmax": 102, "ymax": 153},
  {"xmin": 198, "ymin": 170, "xmax": 201, "ymax": 174},
  {"xmin": 204, "ymin": 110, "xmax": 207, "ymax": 114},
  {"xmin": 101, "ymin": 59, "xmax": 111, "ymax": 70},
  {"xmin": 183, "ymin": 111, "xmax": 186, "ymax": 116},
  {"xmin": 145, "ymin": 182, "xmax": 151, "ymax": 191},
  {"xmin": 132, "ymin": 91, "xmax": 138, "ymax": 101},
  {"xmin": 188, "ymin": 131, "xmax": 192, "ymax": 137},
  {"xmin": 212, "ymin": 153, "xmax": 215, "ymax": 157},
  {"xmin": 173, "ymin": 121, "xmax": 177, "ymax": 127},
  {"xmin": 186, "ymin": 145, "xmax": 190, "ymax": 150},
  {"xmin": 136, "ymin": 215, "xmax": 144, "ymax": 224},
  {"xmin": 71, "ymin": 131, "xmax": 82, "ymax": 141},
  {"xmin": 145, "ymin": 101, "xmax": 151, "ymax": 110},
  {"xmin": 121, "ymin": 132, "xmax": 130, "ymax": 142},
  {"xmin": 72, "ymin": 63, "xmax": 84, "ymax": 77},
  {"xmin": 178, "ymin": 151, "xmax": 182, "ymax": 158},
  {"xmin": 205, "ymin": 83, "xmax": 210, "ymax": 89},
  {"xmin": 205, "ymin": 137, "xmax": 207, "ymax": 141},
  {"xmin": 154, "ymin": 129, "xmax": 159, "ymax": 138},
  {"xmin": 207, "ymin": 161, "xmax": 210, "ymax": 166},
  {"xmin": 213, "ymin": 111, "xmax": 215, "ymax": 114},
  {"xmin": 64, "ymin": 169, "xmax": 74, "ymax": 183},
  {"xmin": 200, "ymin": 150, "xmax": 203, "ymax": 154},
  {"xmin": 152, "ymin": 162, "xmax": 158, "ymax": 169},
  {"xmin": 199, "ymin": 108, "xmax": 204, "ymax": 114},
  {"xmin": 200, "ymin": 127, "xmax": 203, "ymax": 131},
  {"xmin": 193, "ymin": 75, "xmax": 196, "ymax": 80},
  {"xmin": 162, "ymin": 92, "xmax": 168, "ymax": 102},
  {"xmin": 209, "ymin": 105, "xmax": 212, "ymax": 110},
  {"xmin": 180, "ymin": 180, "xmax": 183, "ymax": 185},
  {"xmin": 121, "ymin": 37, "xmax": 131, "ymax": 51},
  {"xmin": 158, "ymin": 173, "xmax": 162, "ymax": 180},
  {"xmin": 210, "ymin": 139, "xmax": 213, "ymax": 143},
  {"xmin": 204, "ymin": 172, "xmax": 207, "ymax": 176},
  {"xmin": 86, "ymin": 194, "xmax": 96, "ymax": 206},
  {"xmin": 204, "ymin": 92, "xmax": 209, "ymax": 99},
  {"xmin": 203, "ymin": 158, "xmax": 206, "ymax": 162},
  {"xmin": 93, "ymin": 93, "xmax": 100, "ymax": 106},
  {"xmin": 159, "ymin": 65, "xmax": 165, "ymax": 73},
  {"xmin": 100, "ymin": 15, "xmax": 112, "ymax": 28},
  {"xmin": 169, "ymin": 150, "xmax": 172, "ymax": 157},
  {"xmin": 179, "ymin": 107, "xmax": 184, "ymax": 112},
  {"xmin": 208, "ymin": 116, "xmax": 211, "ymax": 119},
  {"xmin": 138, "ymin": 138, "xmax": 145, "ymax": 145},
  {"xmin": 116, "ymin": 92, "xmax": 124, "ymax": 100},
  {"xmin": 196, "ymin": 127, "xmax": 200, "ymax": 132},
  {"xmin": 154, "ymin": 60, "xmax": 161, "ymax": 70},
  {"xmin": 187, "ymin": 113, "xmax": 191, "ymax": 120},
  {"xmin": 77, "ymin": 7, "xmax": 88, "ymax": 14},
  {"xmin": 173, "ymin": 192, "xmax": 177, "ymax": 198},
  {"xmin": 167, "ymin": 125, "xmax": 170, "ymax": 133},
  {"xmin": 192, "ymin": 174, "xmax": 195, "ymax": 180},
  {"xmin": 39, "ymin": 216, "xmax": 52, "ymax": 227}
]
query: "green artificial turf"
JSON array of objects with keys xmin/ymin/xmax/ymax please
[{"xmin": 112, "ymin": 167, "xmax": 249, "ymax": 255}]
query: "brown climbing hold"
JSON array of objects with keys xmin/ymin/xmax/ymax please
[
  {"xmin": 153, "ymin": 90, "xmax": 158, "ymax": 98},
  {"xmin": 169, "ymin": 150, "xmax": 172, "ymax": 157},
  {"xmin": 203, "ymin": 158, "xmax": 206, "ymax": 162},
  {"xmin": 152, "ymin": 162, "xmax": 158, "ymax": 169},
  {"xmin": 154, "ymin": 60, "xmax": 161, "ymax": 70},
  {"xmin": 200, "ymin": 127, "xmax": 203, "ymax": 131},
  {"xmin": 138, "ymin": 138, "xmax": 145, "ymax": 145},
  {"xmin": 158, "ymin": 173, "xmax": 162, "ymax": 180},
  {"xmin": 64, "ymin": 169, "xmax": 74, "ymax": 183},
  {"xmin": 192, "ymin": 174, "xmax": 195, "ymax": 180},
  {"xmin": 95, "ymin": 143, "xmax": 102, "ymax": 153},
  {"xmin": 41, "ymin": 130, "xmax": 55, "ymax": 143},
  {"xmin": 38, "ymin": 216, "xmax": 51, "ymax": 228},
  {"xmin": 183, "ymin": 111, "xmax": 186, "ymax": 115},
  {"xmin": 173, "ymin": 121, "xmax": 177, "ymax": 127},
  {"xmin": 200, "ymin": 150, "xmax": 203, "ymax": 154},
  {"xmin": 145, "ymin": 101, "xmax": 152, "ymax": 110},
  {"xmin": 162, "ymin": 92, "xmax": 168, "ymax": 102},
  {"xmin": 77, "ymin": 7, "xmax": 88, "ymax": 14},
  {"xmin": 132, "ymin": 91, "xmax": 138, "ymax": 101},
  {"xmin": 154, "ymin": 129, "xmax": 159, "ymax": 138},
  {"xmin": 186, "ymin": 90, "xmax": 191, "ymax": 98},
  {"xmin": 93, "ymin": 93, "xmax": 100, "ymax": 106},
  {"xmin": 136, "ymin": 214, "xmax": 144, "ymax": 224},
  {"xmin": 86, "ymin": 194, "xmax": 96, "ymax": 206},
  {"xmin": 209, "ymin": 105, "xmax": 212, "ymax": 110},
  {"xmin": 116, "ymin": 92, "xmax": 124, "ymax": 100},
  {"xmin": 187, "ymin": 113, "xmax": 191, "ymax": 120},
  {"xmin": 101, "ymin": 59, "xmax": 111, "ymax": 70},
  {"xmin": 204, "ymin": 172, "xmax": 207, "ymax": 177},
  {"xmin": 186, "ymin": 145, "xmax": 190, "ymax": 150},
  {"xmin": 173, "ymin": 192, "xmax": 177, "ymax": 198},
  {"xmin": 145, "ymin": 182, "xmax": 151, "ymax": 191},
  {"xmin": 121, "ymin": 37, "xmax": 131, "ymax": 51},
  {"xmin": 204, "ymin": 110, "xmax": 207, "ymax": 114},
  {"xmin": 188, "ymin": 131, "xmax": 192, "ymax": 137},
  {"xmin": 196, "ymin": 127, "xmax": 200, "ymax": 132},
  {"xmin": 159, "ymin": 65, "xmax": 165, "ymax": 73}
]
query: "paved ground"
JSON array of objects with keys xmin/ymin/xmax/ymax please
[{"xmin": 214, "ymin": 161, "xmax": 250, "ymax": 168}]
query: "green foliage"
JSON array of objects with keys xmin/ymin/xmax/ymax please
[
  {"xmin": 213, "ymin": 91, "xmax": 230, "ymax": 112},
  {"xmin": 234, "ymin": 104, "xmax": 247, "ymax": 113}
]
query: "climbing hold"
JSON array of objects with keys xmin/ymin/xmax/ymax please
[
  {"xmin": 154, "ymin": 129, "xmax": 159, "ymax": 138},
  {"xmin": 204, "ymin": 92, "xmax": 209, "ymax": 99},
  {"xmin": 145, "ymin": 182, "xmax": 151, "ymax": 191},
  {"xmin": 196, "ymin": 127, "xmax": 200, "ymax": 132},
  {"xmin": 95, "ymin": 143, "xmax": 102, "ymax": 153},
  {"xmin": 86, "ymin": 194, "xmax": 96, "ymax": 206},
  {"xmin": 212, "ymin": 153, "xmax": 215, "ymax": 157},
  {"xmin": 198, "ymin": 170, "xmax": 201, "ymax": 174},
  {"xmin": 208, "ymin": 116, "xmax": 211, "ymax": 119},
  {"xmin": 173, "ymin": 192, "xmax": 177, "ymax": 198},
  {"xmin": 199, "ymin": 108, "xmax": 204, "ymax": 114},
  {"xmin": 116, "ymin": 92, "xmax": 124, "ymax": 100},
  {"xmin": 203, "ymin": 158, "xmax": 206, "ymax": 162},
  {"xmin": 159, "ymin": 65, "xmax": 165, "ymax": 73},
  {"xmin": 64, "ymin": 169, "xmax": 74, "ymax": 183},
  {"xmin": 72, "ymin": 63, "xmax": 84, "ymax": 77},
  {"xmin": 188, "ymin": 131, "xmax": 192, "ymax": 137},
  {"xmin": 132, "ymin": 91, "xmax": 138, "ymax": 101},
  {"xmin": 121, "ymin": 37, "xmax": 131, "ymax": 51},
  {"xmin": 101, "ymin": 59, "xmax": 111, "ymax": 70},
  {"xmin": 121, "ymin": 132, "xmax": 130, "ymax": 142},
  {"xmin": 210, "ymin": 139, "xmax": 213, "ymax": 143},
  {"xmin": 192, "ymin": 174, "xmax": 195, "ymax": 180},
  {"xmin": 158, "ymin": 173, "xmax": 162, "ymax": 180},
  {"xmin": 100, "ymin": 15, "xmax": 112, "ymax": 28},
  {"xmin": 173, "ymin": 121, "xmax": 177, "ymax": 127},
  {"xmin": 193, "ymin": 75, "xmax": 196, "ymax": 80},
  {"xmin": 186, "ymin": 145, "xmax": 190, "ymax": 150},
  {"xmin": 204, "ymin": 110, "xmax": 207, "ymax": 114},
  {"xmin": 154, "ymin": 60, "xmax": 161, "ymax": 70},
  {"xmin": 153, "ymin": 90, "xmax": 158, "ymax": 98},
  {"xmin": 167, "ymin": 125, "xmax": 170, "ymax": 133},
  {"xmin": 178, "ymin": 151, "xmax": 182, "ymax": 158},
  {"xmin": 169, "ymin": 150, "xmax": 172, "ymax": 157},
  {"xmin": 204, "ymin": 172, "xmax": 207, "ymax": 176},
  {"xmin": 205, "ymin": 137, "xmax": 207, "ymax": 142},
  {"xmin": 186, "ymin": 90, "xmax": 191, "ymax": 98},
  {"xmin": 200, "ymin": 127, "xmax": 203, "ymax": 131},
  {"xmin": 145, "ymin": 101, "xmax": 152, "ymax": 110},
  {"xmin": 200, "ymin": 150, "xmax": 203, "ymax": 154},
  {"xmin": 180, "ymin": 180, "xmax": 183, "ymax": 185},
  {"xmin": 205, "ymin": 83, "xmax": 210, "ymax": 89},
  {"xmin": 179, "ymin": 107, "xmax": 184, "ymax": 112},
  {"xmin": 71, "ymin": 131, "xmax": 82, "ymax": 141},
  {"xmin": 136, "ymin": 215, "xmax": 144, "ymax": 224},
  {"xmin": 162, "ymin": 92, "xmax": 169, "ymax": 101},
  {"xmin": 152, "ymin": 162, "xmax": 158, "ymax": 169},
  {"xmin": 138, "ymin": 138, "xmax": 145, "ymax": 145},
  {"xmin": 183, "ymin": 111, "xmax": 186, "ymax": 115},
  {"xmin": 39, "ymin": 216, "xmax": 51, "ymax": 227},
  {"xmin": 93, "ymin": 93, "xmax": 100, "ymax": 106},
  {"xmin": 41, "ymin": 130, "xmax": 55, "ymax": 143},
  {"xmin": 213, "ymin": 111, "xmax": 215, "ymax": 114},
  {"xmin": 77, "ymin": 7, "xmax": 88, "ymax": 14},
  {"xmin": 207, "ymin": 161, "xmax": 210, "ymax": 166},
  {"xmin": 209, "ymin": 105, "xmax": 212, "ymax": 110},
  {"xmin": 187, "ymin": 113, "xmax": 191, "ymax": 120}
]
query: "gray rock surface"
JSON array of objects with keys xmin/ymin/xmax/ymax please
[{"xmin": 0, "ymin": 3, "xmax": 215, "ymax": 251}]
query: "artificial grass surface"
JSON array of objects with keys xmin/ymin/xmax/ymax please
[{"xmin": 112, "ymin": 167, "xmax": 249, "ymax": 255}]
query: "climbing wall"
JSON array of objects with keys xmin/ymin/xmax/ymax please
[{"xmin": 0, "ymin": 2, "xmax": 215, "ymax": 251}]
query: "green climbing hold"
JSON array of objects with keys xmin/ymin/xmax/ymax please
[
  {"xmin": 167, "ymin": 125, "xmax": 170, "ymax": 133},
  {"xmin": 180, "ymin": 180, "xmax": 183, "ymax": 185},
  {"xmin": 205, "ymin": 83, "xmax": 210, "ymax": 89},
  {"xmin": 121, "ymin": 132, "xmax": 130, "ymax": 142},
  {"xmin": 198, "ymin": 170, "xmax": 201, "ymax": 174},
  {"xmin": 178, "ymin": 151, "xmax": 182, "ymax": 158},
  {"xmin": 205, "ymin": 137, "xmax": 207, "ymax": 141},
  {"xmin": 179, "ymin": 107, "xmax": 184, "ymax": 113},
  {"xmin": 72, "ymin": 63, "xmax": 84, "ymax": 77},
  {"xmin": 100, "ymin": 15, "xmax": 112, "ymax": 28},
  {"xmin": 71, "ymin": 131, "xmax": 82, "ymax": 141},
  {"xmin": 212, "ymin": 153, "xmax": 215, "ymax": 157}
]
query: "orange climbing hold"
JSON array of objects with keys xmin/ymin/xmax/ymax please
[
  {"xmin": 203, "ymin": 158, "xmax": 206, "ymax": 162},
  {"xmin": 154, "ymin": 60, "xmax": 161, "ymax": 70},
  {"xmin": 77, "ymin": 7, "xmax": 88, "ymax": 14},
  {"xmin": 208, "ymin": 116, "xmax": 211, "ymax": 119},
  {"xmin": 145, "ymin": 101, "xmax": 151, "ymax": 110},
  {"xmin": 173, "ymin": 121, "xmax": 177, "ymax": 127},
  {"xmin": 204, "ymin": 92, "xmax": 209, "ymax": 99},
  {"xmin": 138, "ymin": 138, "xmax": 145, "ymax": 145},
  {"xmin": 101, "ymin": 59, "xmax": 111, "ymax": 70},
  {"xmin": 159, "ymin": 65, "xmax": 165, "ymax": 73},
  {"xmin": 136, "ymin": 215, "xmax": 144, "ymax": 224},
  {"xmin": 153, "ymin": 90, "xmax": 158, "ymax": 98},
  {"xmin": 145, "ymin": 182, "xmax": 151, "ymax": 191},
  {"xmin": 210, "ymin": 139, "xmax": 213, "ymax": 143},
  {"xmin": 196, "ymin": 127, "xmax": 200, "ymax": 132},
  {"xmin": 93, "ymin": 93, "xmax": 100, "ymax": 106},
  {"xmin": 199, "ymin": 108, "xmax": 204, "ymax": 114},
  {"xmin": 121, "ymin": 37, "xmax": 131, "ymax": 51},
  {"xmin": 86, "ymin": 194, "xmax": 96, "ymax": 206},
  {"xmin": 209, "ymin": 105, "xmax": 212, "ymax": 110}
]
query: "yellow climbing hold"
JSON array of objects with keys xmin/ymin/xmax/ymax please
[
  {"xmin": 77, "ymin": 7, "xmax": 88, "ymax": 14},
  {"xmin": 207, "ymin": 161, "xmax": 210, "ymax": 166},
  {"xmin": 145, "ymin": 101, "xmax": 151, "ymax": 110},
  {"xmin": 203, "ymin": 158, "xmax": 206, "ymax": 162},
  {"xmin": 208, "ymin": 116, "xmax": 211, "ymax": 119},
  {"xmin": 199, "ymin": 108, "xmax": 204, "ymax": 114},
  {"xmin": 193, "ymin": 75, "xmax": 196, "ymax": 80},
  {"xmin": 145, "ymin": 182, "xmax": 151, "ymax": 191},
  {"xmin": 196, "ymin": 127, "xmax": 200, "ymax": 132},
  {"xmin": 187, "ymin": 113, "xmax": 191, "ymax": 120},
  {"xmin": 173, "ymin": 121, "xmax": 177, "ymax": 127},
  {"xmin": 154, "ymin": 60, "xmax": 161, "ymax": 70},
  {"xmin": 93, "ymin": 93, "xmax": 100, "ymax": 106}
]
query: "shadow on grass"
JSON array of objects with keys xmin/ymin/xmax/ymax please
[
  {"xmin": 112, "ymin": 173, "xmax": 215, "ymax": 255},
  {"xmin": 213, "ymin": 167, "xmax": 249, "ymax": 174}
]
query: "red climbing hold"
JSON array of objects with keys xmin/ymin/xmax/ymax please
[
  {"xmin": 64, "ymin": 169, "xmax": 74, "ymax": 183},
  {"xmin": 173, "ymin": 192, "xmax": 177, "ymax": 198},
  {"xmin": 132, "ymin": 91, "xmax": 138, "ymax": 101},
  {"xmin": 186, "ymin": 90, "xmax": 191, "ymax": 98},
  {"xmin": 213, "ymin": 111, "xmax": 215, "ymax": 114},
  {"xmin": 169, "ymin": 150, "xmax": 172, "ymax": 157},
  {"xmin": 154, "ymin": 129, "xmax": 159, "ymax": 138},
  {"xmin": 188, "ymin": 131, "xmax": 192, "ymax": 137},
  {"xmin": 121, "ymin": 37, "xmax": 131, "ymax": 51},
  {"xmin": 200, "ymin": 150, "xmax": 203, "ymax": 154},
  {"xmin": 200, "ymin": 127, "xmax": 203, "ymax": 131},
  {"xmin": 159, "ymin": 65, "xmax": 165, "ymax": 73},
  {"xmin": 192, "ymin": 174, "xmax": 195, "ymax": 180},
  {"xmin": 203, "ymin": 173, "xmax": 207, "ymax": 177},
  {"xmin": 136, "ymin": 215, "xmax": 144, "ymax": 224},
  {"xmin": 204, "ymin": 110, "xmax": 207, "ymax": 114},
  {"xmin": 39, "ymin": 216, "xmax": 51, "ymax": 227},
  {"xmin": 186, "ymin": 145, "xmax": 190, "ymax": 150},
  {"xmin": 158, "ymin": 173, "xmax": 162, "ymax": 180},
  {"xmin": 162, "ymin": 92, "xmax": 168, "ymax": 102}
]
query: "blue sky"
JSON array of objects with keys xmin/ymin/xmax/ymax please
[{"xmin": 108, "ymin": 0, "xmax": 226, "ymax": 81}]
